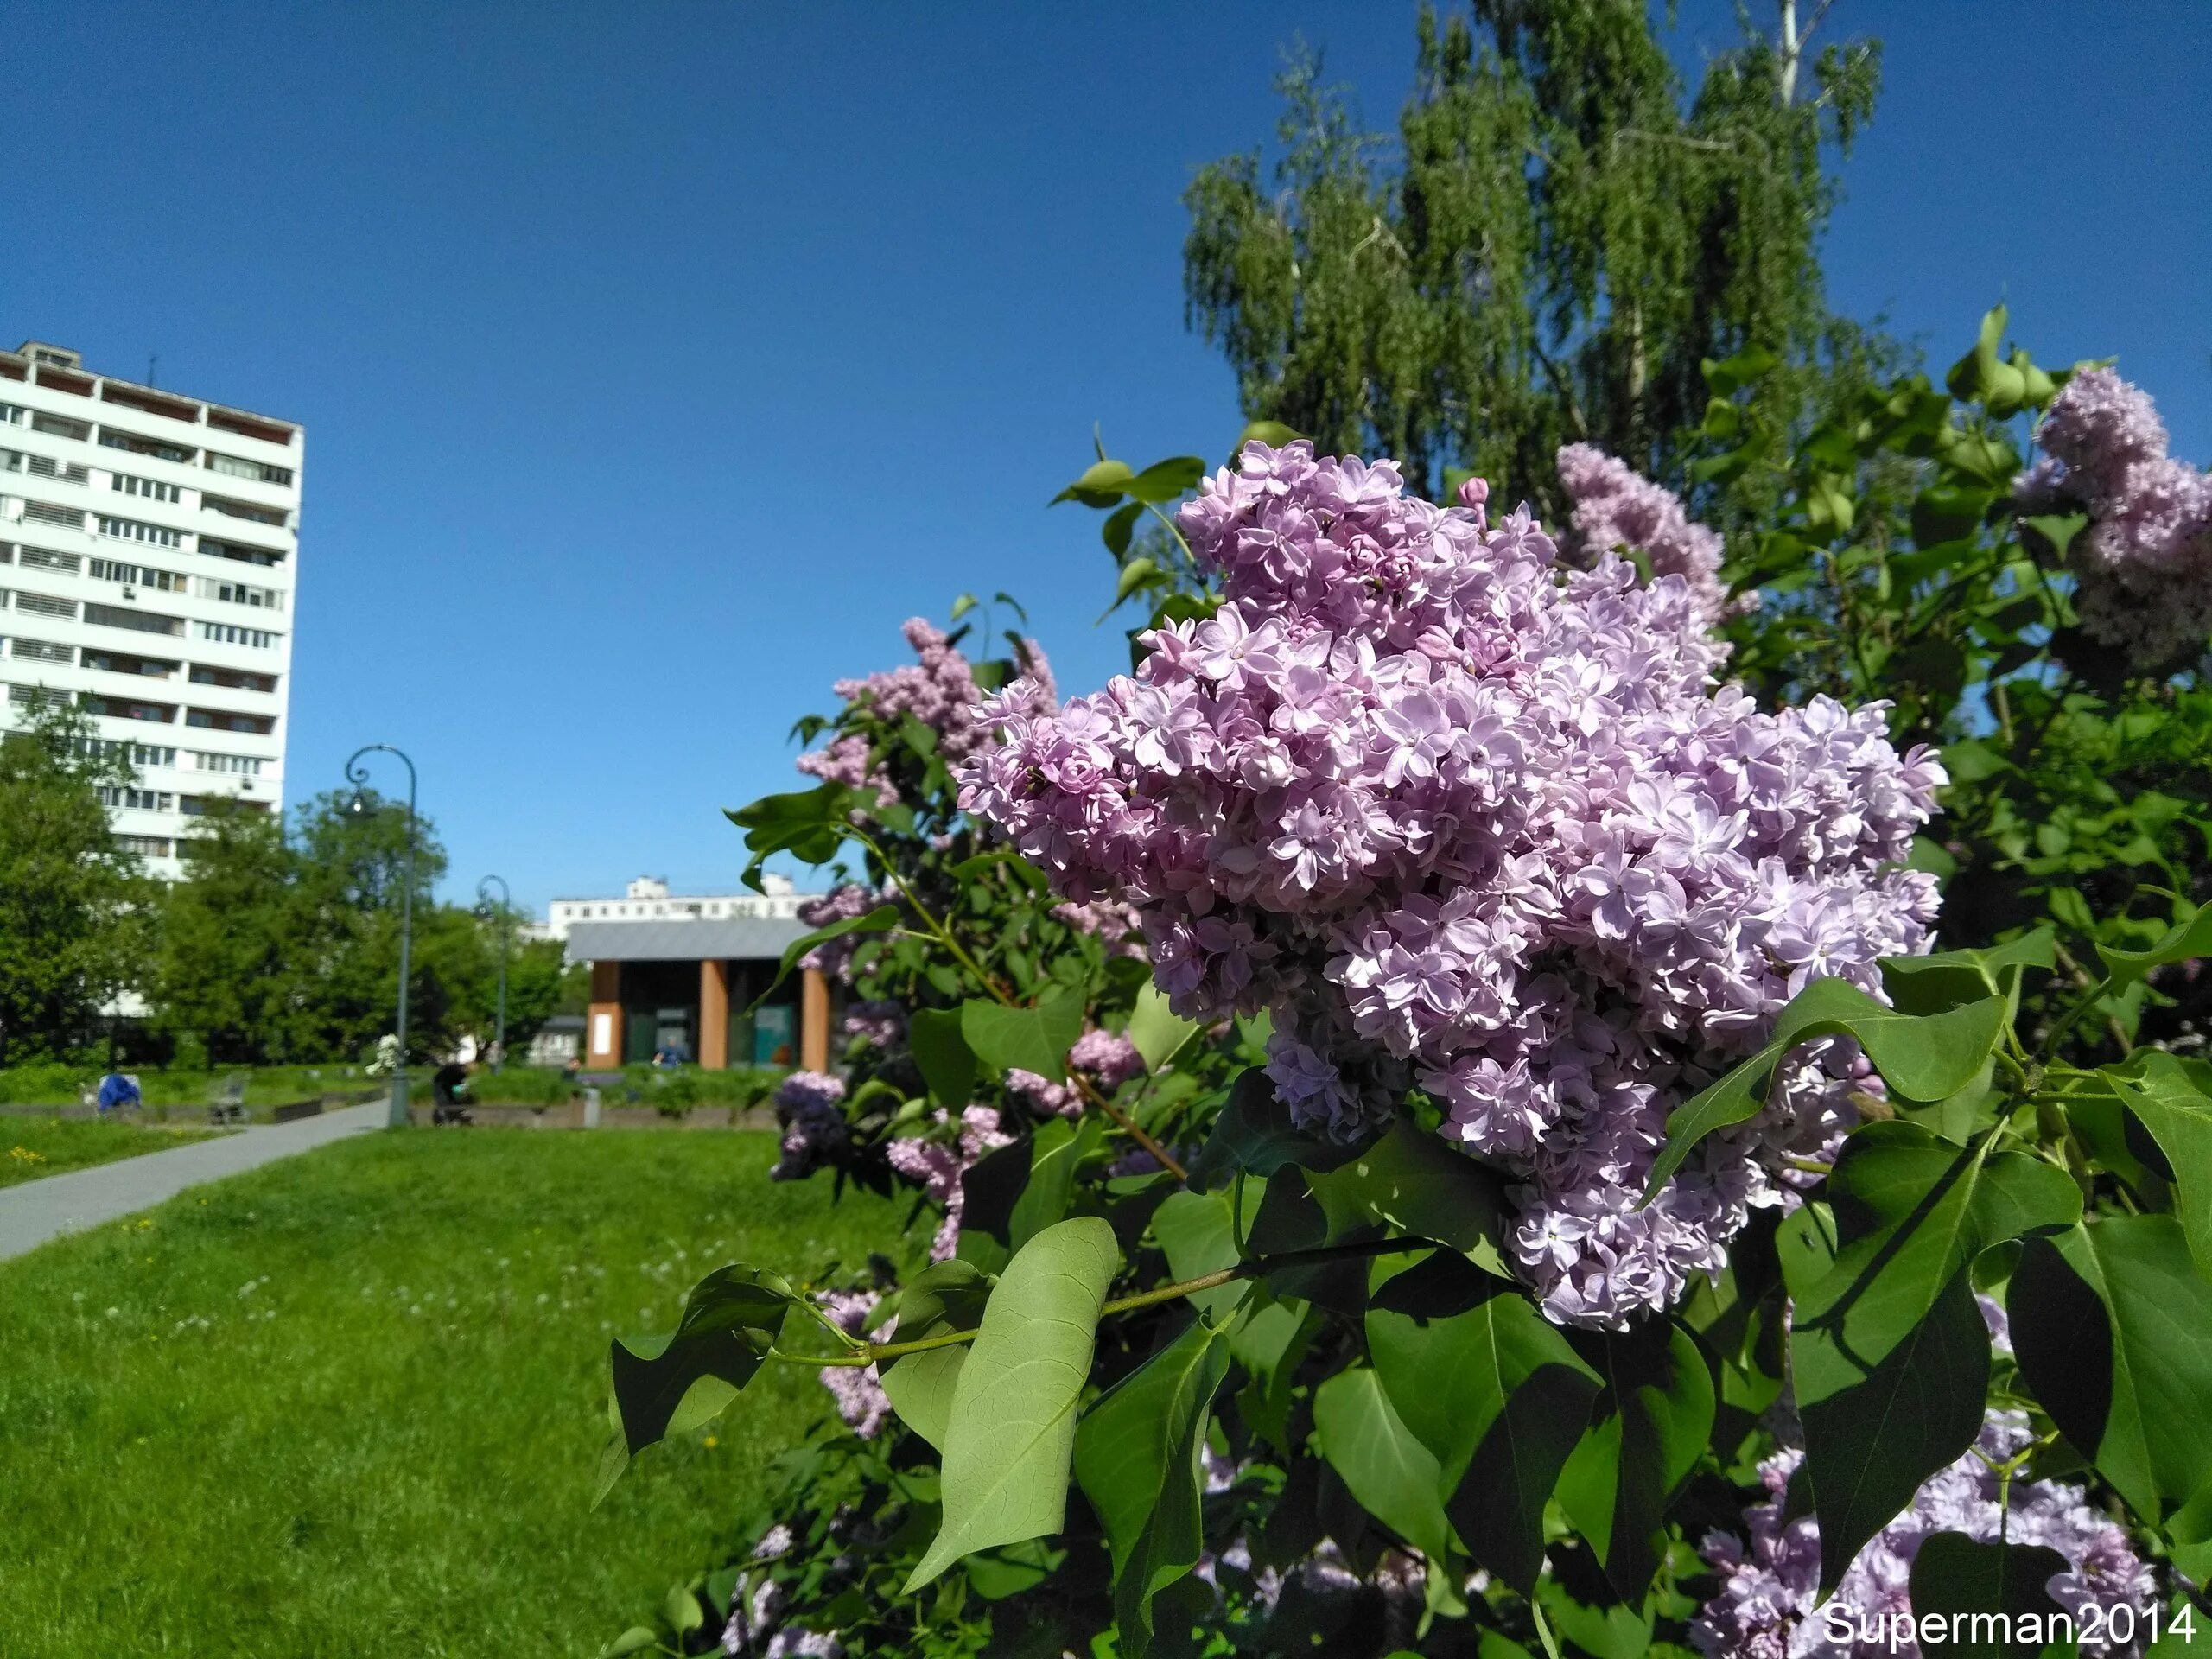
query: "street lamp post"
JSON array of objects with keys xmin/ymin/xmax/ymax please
[
  {"xmin": 475, "ymin": 874, "xmax": 512, "ymax": 1071},
  {"xmin": 346, "ymin": 743, "xmax": 418, "ymax": 1129}
]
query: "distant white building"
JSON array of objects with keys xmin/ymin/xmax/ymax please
[
  {"xmin": 0, "ymin": 339, "xmax": 302, "ymax": 877},
  {"xmin": 542, "ymin": 873, "xmax": 810, "ymax": 946}
]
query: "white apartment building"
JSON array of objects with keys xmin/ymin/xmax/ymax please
[
  {"xmin": 541, "ymin": 873, "xmax": 809, "ymax": 946},
  {"xmin": 0, "ymin": 340, "xmax": 301, "ymax": 878}
]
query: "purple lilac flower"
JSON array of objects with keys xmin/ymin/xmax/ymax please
[
  {"xmin": 1557, "ymin": 442, "xmax": 1745, "ymax": 626},
  {"xmin": 1070, "ymin": 1028, "xmax": 1145, "ymax": 1090},
  {"xmin": 1004, "ymin": 1066, "xmax": 1077, "ymax": 1118},
  {"xmin": 1052, "ymin": 896, "xmax": 1148, "ymax": 958},
  {"xmin": 770, "ymin": 1071, "xmax": 848, "ymax": 1181},
  {"xmin": 840, "ymin": 1000, "xmax": 906, "ymax": 1049},
  {"xmin": 796, "ymin": 885, "xmax": 885, "ymax": 984},
  {"xmin": 1693, "ymin": 1414, "xmax": 2155, "ymax": 1659},
  {"xmin": 813, "ymin": 1290, "xmax": 893, "ymax": 1439},
  {"xmin": 2019, "ymin": 367, "xmax": 2212, "ymax": 668},
  {"xmin": 885, "ymin": 1106, "xmax": 1015, "ymax": 1260},
  {"xmin": 958, "ymin": 439, "xmax": 1945, "ymax": 1327}
]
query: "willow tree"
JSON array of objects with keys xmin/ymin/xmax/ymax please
[{"xmin": 1182, "ymin": 0, "xmax": 1887, "ymax": 520}]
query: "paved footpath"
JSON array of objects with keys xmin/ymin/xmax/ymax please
[{"xmin": 0, "ymin": 1103, "xmax": 386, "ymax": 1264}]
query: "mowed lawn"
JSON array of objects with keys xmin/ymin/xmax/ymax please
[
  {"xmin": 2, "ymin": 1116, "xmax": 223, "ymax": 1187},
  {"xmin": 0, "ymin": 1129, "xmax": 910, "ymax": 1657}
]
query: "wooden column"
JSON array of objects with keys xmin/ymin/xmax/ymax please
[
  {"xmin": 800, "ymin": 966, "xmax": 830, "ymax": 1073},
  {"xmin": 699, "ymin": 958, "xmax": 730, "ymax": 1071},
  {"xmin": 586, "ymin": 960, "xmax": 621, "ymax": 1069}
]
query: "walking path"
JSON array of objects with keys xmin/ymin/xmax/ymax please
[{"xmin": 0, "ymin": 1103, "xmax": 385, "ymax": 1264}]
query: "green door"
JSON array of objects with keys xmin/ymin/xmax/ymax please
[{"xmin": 623, "ymin": 1012, "xmax": 656, "ymax": 1066}]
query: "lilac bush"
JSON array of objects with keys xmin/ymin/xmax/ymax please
[
  {"xmin": 959, "ymin": 440, "xmax": 1943, "ymax": 1325},
  {"xmin": 2018, "ymin": 366, "xmax": 2212, "ymax": 669},
  {"xmin": 1556, "ymin": 441, "xmax": 1739, "ymax": 627}
]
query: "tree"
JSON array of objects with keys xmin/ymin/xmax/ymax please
[
  {"xmin": 0, "ymin": 702, "xmax": 148, "ymax": 1064},
  {"xmin": 1181, "ymin": 0, "xmax": 1888, "ymax": 519},
  {"xmin": 149, "ymin": 798, "xmax": 297, "ymax": 1064}
]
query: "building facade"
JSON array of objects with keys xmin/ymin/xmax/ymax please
[
  {"xmin": 0, "ymin": 340, "xmax": 300, "ymax": 875},
  {"xmin": 543, "ymin": 873, "xmax": 808, "ymax": 944}
]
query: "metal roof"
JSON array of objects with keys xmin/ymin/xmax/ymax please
[{"xmin": 564, "ymin": 916, "xmax": 810, "ymax": 963}]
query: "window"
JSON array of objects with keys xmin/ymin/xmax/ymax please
[
  {"xmin": 75, "ymin": 737, "xmax": 176, "ymax": 768},
  {"xmin": 111, "ymin": 473, "xmax": 181, "ymax": 504},
  {"xmin": 80, "ymin": 694, "xmax": 176, "ymax": 724},
  {"xmin": 0, "ymin": 543, "xmax": 10, "ymax": 564},
  {"xmin": 22, "ymin": 501, "xmax": 86, "ymax": 529},
  {"xmin": 84, "ymin": 648, "xmax": 178, "ymax": 678},
  {"xmin": 195, "ymin": 620, "xmax": 279, "ymax": 649},
  {"xmin": 7, "ymin": 683, "xmax": 71, "ymax": 710},
  {"xmin": 90, "ymin": 557, "xmax": 186, "ymax": 592},
  {"xmin": 0, "ymin": 404, "xmax": 23, "ymax": 426},
  {"xmin": 198, "ymin": 537, "xmax": 283, "ymax": 569},
  {"xmin": 9, "ymin": 638, "xmax": 72, "ymax": 664},
  {"xmin": 1, "ymin": 449, "xmax": 90, "ymax": 484},
  {"xmin": 196, "ymin": 575, "xmax": 283, "ymax": 609},
  {"xmin": 98, "ymin": 785, "xmax": 175, "ymax": 811},
  {"xmin": 15, "ymin": 592, "xmax": 78, "ymax": 620},
  {"xmin": 207, "ymin": 452, "xmax": 293, "ymax": 487},
  {"xmin": 99, "ymin": 428, "xmax": 194, "ymax": 464},
  {"xmin": 31, "ymin": 413, "xmax": 90, "ymax": 441},
  {"xmin": 189, "ymin": 664, "xmax": 277, "ymax": 693},
  {"xmin": 18, "ymin": 547, "xmax": 80, "ymax": 574},
  {"xmin": 186, "ymin": 707, "xmax": 275, "ymax": 735},
  {"xmin": 85, "ymin": 602, "xmax": 183, "ymax": 636},
  {"xmin": 202, "ymin": 493, "xmax": 286, "ymax": 527},
  {"xmin": 117, "ymin": 834, "xmax": 174, "ymax": 858},
  {"xmin": 97, "ymin": 515, "xmax": 182, "ymax": 548},
  {"xmin": 194, "ymin": 751, "xmax": 264, "ymax": 776}
]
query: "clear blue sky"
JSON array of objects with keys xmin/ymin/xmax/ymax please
[{"xmin": 6, "ymin": 3, "xmax": 2206, "ymax": 913}]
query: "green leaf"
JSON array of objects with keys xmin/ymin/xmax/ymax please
[
  {"xmin": 1123, "ymin": 456, "xmax": 1206, "ymax": 505},
  {"xmin": 906, "ymin": 1217, "xmax": 1121, "ymax": 1591},
  {"xmin": 2011, "ymin": 1215, "xmax": 2212, "ymax": 1527},
  {"xmin": 2099, "ymin": 904, "xmax": 2212, "ymax": 997},
  {"xmin": 962, "ymin": 986, "xmax": 1085, "ymax": 1082},
  {"xmin": 1791, "ymin": 1126, "xmax": 2080, "ymax": 1588},
  {"xmin": 1188, "ymin": 1067, "xmax": 1368, "ymax": 1192},
  {"xmin": 1236, "ymin": 419, "xmax": 1300, "ymax": 449},
  {"xmin": 1643, "ymin": 977, "xmax": 2011, "ymax": 1200},
  {"xmin": 607, "ymin": 1266, "xmax": 796, "ymax": 1459},
  {"xmin": 1311, "ymin": 1365, "xmax": 1456, "ymax": 1577},
  {"xmin": 1879, "ymin": 931, "xmax": 2054, "ymax": 1015},
  {"xmin": 1554, "ymin": 1320, "xmax": 1718, "ymax": 1600},
  {"xmin": 882, "ymin": 1258, "xmax": 994, "ymax": 1452},
  {"xmin": 1150, "ymin": 1187, "xmax": 1251, "ymax": 1325},
  {"xmin": 1304, "ymin": 1119, "xmax": 1510, "ymax": 1272},
  {"xmin": 1073, "ymin": 1316, "xmax": 1233, "ymax": 1659},
  {"xmin": 1906, "ymin": 1533, "xmax": 2071, "ymax": 1659},
  {"xmin": 753, "ymin": 904, "xmax": 899, "ymax": 1009},
  {"xmin": 2103, "ymin": 1053, "xmax": 2212, "ymax": 1277},
  {"xmin": 600, "ymin": 1628, "xmax": 659, "ymax": 1657},
  {"xmin": 727, "ymin": 782, "xmax": 860, "ymax": 887},
  {"xmin": 1052, "ymin": 458, "xmax": 1135, "ymax": 506},
  {"xmin": 1365, "ymin": 1251, "xmax": 1601, "ymax": 1592},
  {"xmin": 1011, "ymin": 1115, "xmax": 1103, "ymax": 1252},
  {"xmin": 1101, "ymin": 500, "xmax": 1143, "ymax": 558},
  {"xmin": 908, "ymin": 1007, "xmax": 977, "ymax": 1109},
  {"xmin": 1113, "ymin": 556, "xmax": 1160, "ymax": 606},
  {"xmin": 1127, "ymin": 983, "xmax": 1199, "ymax": 1074},
  {"xmin": 950, "ymin": 592, "xmax": 979, "ymax": 622}
]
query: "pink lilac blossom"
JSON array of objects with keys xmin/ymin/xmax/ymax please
[
  {"xmin": 2019, "ymin": 367, "xmax": 2212, "ymax": 668},
  {"xmin": 840, "ymin": 1000, "xmax": 906, "ymax": 1049},
  {"xmin": 1070, "ymin": 1027, "xmax": 1145, "ymax": 1090},
  {"xmin": 1004, "ymin": 1067, "xmax": 1078, "ymax": 1118},
  {"xmin": 958, "ymin": 439, "xmax": 1944, "ymax": 1327},
  {"xmin": 1556, "ymin": 442, "xmax": 1745, "ymax": 627},
  {"xmin": 797, "ymin": 885, "xmax": 884, "ymax": 984},
  {"xmin": 812, "ymin": 1290, "xmax": 893, "ymax": 1440},
  {"xmin": 798, "ymin": 619, "xmax": 1058, "ymax": 810},
  {"xmin": 884, "ymin": 1105, "xmax": 1015, "ymax": 1260},
  {"xmin": 1053, "ymin": 896, "xmax": 1149, "ymax": 958},
  {"xmin": 1693, "ymin": 1416, "xmax": 2154, "ymax": 1659},
  {"xmin": 771, "ymin": 1071, "xmax": 849, "ymax": 1181}
]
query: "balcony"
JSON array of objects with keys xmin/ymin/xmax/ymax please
[
  {"xmin": 84, "ymin": 601, "xmax": 184, "ymax": 638},
  {"xmin": 186, "ymin": 707, "xmax": 276, "ymax": 736},
  {"xmin": 99, "ymin": 428, "xmax": 196, "ymax": 465},
  {"xmin": 207, "ymin": 410, "xmax": 295, "ymax": 448},
  {"xmin": 81, "ymin": 693, "xmax": 177, "ymax": 725},
  {"xmin": 99, "ymin": 383, "xmax": 202, "ymax": 425}
]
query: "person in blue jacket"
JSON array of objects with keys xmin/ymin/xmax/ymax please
[{"xmin": 96, "ymin": 1071, "xmax": 142, "ymax": 1115}]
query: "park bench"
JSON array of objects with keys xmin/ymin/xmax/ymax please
[{"xmin": 207, "ymin": 1072, "xmax": 249, "ymax": 1126}]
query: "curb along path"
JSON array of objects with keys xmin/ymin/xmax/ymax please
[{"xmin": 0, "ymin": 1103, "xmax": 386, "ymax": 1264}]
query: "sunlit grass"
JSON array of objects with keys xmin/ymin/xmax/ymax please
[
  {"xmin": 0, "ymin": 1116, "xmax": 222, "ymax": 1188},
  {"xmin": 0, "ymin": 1128, "xmax": 906, "ymax": 1657}
]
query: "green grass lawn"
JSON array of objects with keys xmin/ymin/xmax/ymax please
[
  {"xmin": 1, "ymin": 1116, "xmax": 222, "ymax": 1188},
  {"xmin": 0, "ymin": 1129, "xmax": 911, "ymax": 1657}
]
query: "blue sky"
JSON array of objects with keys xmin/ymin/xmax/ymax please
[{"xmin": 6, "ymin": 3, "xmax": 2206, "ymax": 913}]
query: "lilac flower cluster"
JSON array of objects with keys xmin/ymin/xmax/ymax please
[
  {"xmin": 841, "ymin": 1000, "xmax": 906, "ymax": 1050},
  {"xmin": 884, "ymin": 1105, "xmax": 1015, "ymax": 1260},
  {"xmin": 1005, "ymin": 1029, "xmax": 1147, "ymax": 1117},
  {"xmin": 1052, "ymin": 896, "xmax": 1149, "ymax": 958},
  {"xmin": 2018, "ymin": 367, "xmax": 2212, "ymax": 668},
  {"xmin": 796, "ymin": 885, "xmax": 883, "ymax": 984},
  {"xmin": 1694, "ymin": 1416, "xmax": 2154, "ymax": 1659},
  {"xmin": 959, "ymin": 440, "xmax": 1943, "ymax": 1326},
  {"xmin": 771, "ymin": 1071, "xmax": 849, "ymax": 1181},
  {"xmin": 1557, "ymin": 442, "xmax": 1742, "ymax": 627},
  {"xmin": 813, "ymin": 1290, "xmax": 893, "ymax": 1440},
  {"xmin": 797, "ymin": 619, "xmax": 1058, "ymax": 809}
]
